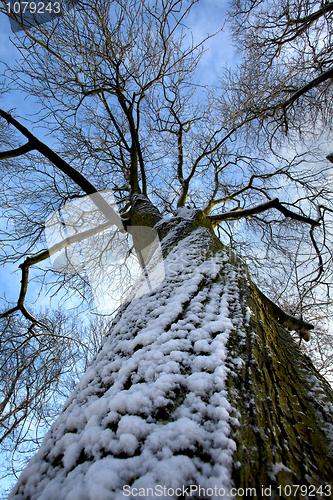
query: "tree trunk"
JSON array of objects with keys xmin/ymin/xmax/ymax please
[{"xmin": 9, "ymin": 208, "xmax": 333, "ymax": 500}]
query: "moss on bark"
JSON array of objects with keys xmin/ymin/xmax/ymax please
[{"xmin": 226, "ymin": 269, "xmax": 333, "ymax": 498}]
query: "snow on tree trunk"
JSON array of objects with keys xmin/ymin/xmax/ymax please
[{"xmin": 9, "ymin": 210, "xmax": 333, "ymax": 499}]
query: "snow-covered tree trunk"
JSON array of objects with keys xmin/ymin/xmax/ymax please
[{"xmin": 9, "ymin": 209, "xmax": 333, "ymax": 499}]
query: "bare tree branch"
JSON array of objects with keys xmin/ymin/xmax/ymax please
[
  {"xmin": 209, "ymin": 198, "xmax": 320, "ymax": 227},
  {"xmin": 0, "ymin": 141, "xmax": 34, "ymax": 159},
  {"xmin": 0, "ymin": 219, "xmax": 115, "ymax": 323},
  {"xmin": 0, "ymin": 109, "xmax": 123, "ymax": 230}
]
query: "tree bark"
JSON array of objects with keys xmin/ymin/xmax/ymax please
[{"xmin": 8, "ymin": 208, "xmax": 333, "ymax": 500}]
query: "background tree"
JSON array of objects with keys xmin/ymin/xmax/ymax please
[
  {"xmin": 0, "ymin": 307, "xmax": 108, "ymax": 493},
  {"xmin": 0, "ymin": 0, "xmax": 333, "ymax": 496}
]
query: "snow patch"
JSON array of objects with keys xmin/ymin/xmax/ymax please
[{"xmin": 9, "ymin": 227, "xmax": 249, "ymax": 500}]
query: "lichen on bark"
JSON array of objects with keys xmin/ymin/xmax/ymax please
[{"xmin": 226, "ymin": 269, "xmax": 333, "ymax": 497}]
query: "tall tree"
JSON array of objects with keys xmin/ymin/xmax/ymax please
[{"xmin": 0, "ymin": 0, "xmax": 333, "ymax": 496}]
